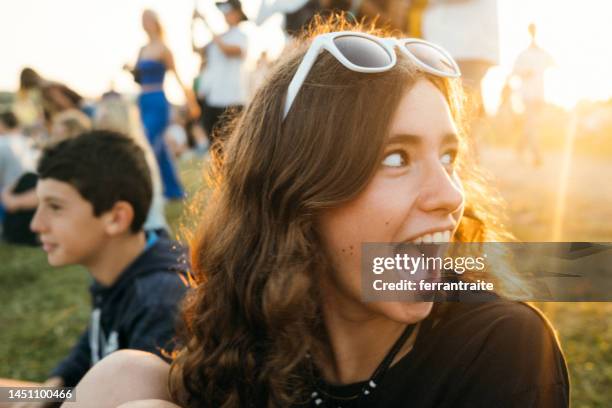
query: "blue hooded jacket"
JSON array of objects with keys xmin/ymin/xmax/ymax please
[{"xmin": 50, "ymin": 232, "xmax": 189, "ymax": 387}]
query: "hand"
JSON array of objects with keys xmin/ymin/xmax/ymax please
[
  {"xmin": 192, "ymin": 8, "xmax": 202, "ymax": 20},
  {"xmin": 1, "ymin": 190, "xmax": 18, "ymax": 211},
  {"xmin": 187, "ymin": 102, "xmax": 201, "ymax": 120}
]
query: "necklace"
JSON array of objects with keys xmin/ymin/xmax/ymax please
[{"xmin": 309, "ymin": 323, "xmax": 417, "ymax": 408}]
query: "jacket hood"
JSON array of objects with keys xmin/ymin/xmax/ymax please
[{"xmin": 90, "ymin": 233, "xmax": 189, "ymax": 300}]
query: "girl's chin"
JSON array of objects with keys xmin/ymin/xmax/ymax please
[{"xmin": 373, "ymin": 301, "xmax": 434, "ymax": 325}]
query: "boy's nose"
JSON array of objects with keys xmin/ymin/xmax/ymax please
[{"xmin": 30, "ymin": 207, "xmax": 45, "ymax": 233}]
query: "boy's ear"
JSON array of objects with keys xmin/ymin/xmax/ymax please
[{"xmin": 102, "ymin": 201, "xmax": 135, "ymax": 235}]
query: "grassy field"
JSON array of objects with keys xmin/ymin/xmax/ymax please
[{"xmin": 0, "ymin": 148, "xmax": 611, "ymax": 406}]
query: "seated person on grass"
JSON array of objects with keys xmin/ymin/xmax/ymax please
[
  {"xmin": 0, "ymin": 130, "xmax": 189, "ymax": 399},
  {"xmin": 2, "ymin": 109, "xmax": 92, "ymax": 246}
]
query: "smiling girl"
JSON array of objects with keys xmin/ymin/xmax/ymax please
[{"xmin": 66, "ymin": 20, "xmax": 569, "ymax": 408}]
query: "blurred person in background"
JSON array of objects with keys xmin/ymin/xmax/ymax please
[
  {"xmin": 94, "ymin": 93, "xmax": 169, "ymax": 234},
  {"xmin": 421, "ymin": 0, "xmax": 500, "ymax": 118},
  {"xmin": 17, "ymin": 67, "xmax": 86, "ymax": 126},
  {"xmin": 509, "ymin": 23, "xmax": 554, "ymax": 167},
  {"xmin": 46, "ymin": 109, "xmax": 92, "ymax": 148},
  {"xmin": 12, "ymin": 68, "xmax": 45, "ymax": 138},
  {"xmin": 256, "ymin": 0, "xmax": 371, "ymax": 38},
  {"xmin": 349, "ymin": 0, "xmax": 499, "ymax": 161},
  {"xmin": 192, "ymin": 0, "xmax": 249, "ymax": 147},
  {"xmin": 348, "ymin": 0, "xmax": 431, "ymax": 37},
  {"xmin": 0, "ymin": 112, "xmax": 35, "ymax": 220},
  {"xmin": 0, "ymin": 111, "xmax": 35, "ymax": 188},
  {"xmin": 171, "ymin": 106, "xmax": 211, "ymax": 160},
  {"xmin": 255, "ymin": 0, "xmax": 340, "ymax": 37},
  {"xmin": 125, "ymin": 9, "xmax": 199, "ymax": 200},
  {"xmin": 164, "ymin": 107, "xmax": 190, "ymax": 161},
  {"xmin": 1, "ymin": 109, "xmax": 91, "ymax": 246}
]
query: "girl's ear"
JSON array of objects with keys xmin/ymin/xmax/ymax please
[{"xmin": 103, "ymin": 201, "xmax": 135, "ymax": 235}]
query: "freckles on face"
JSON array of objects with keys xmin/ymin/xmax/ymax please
[
  {"xmin": 319, "ymin": 174, "xmax": 420, "ymax": 266},
  {"xmin": 318, "ymin": 79, "xmax": 465, "ymax": 321}
]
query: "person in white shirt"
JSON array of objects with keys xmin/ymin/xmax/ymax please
[
  {"xmin": 192, "ymin": 0, "xmax": 250, "ymax": 147},
  {"xmin": 0, "ymin": 112, "xmax": 35, "ymax": 195},
  {"xmin": 510, "ymin": 23, "xmax": 554, "ymax": 166},
  {"xmin": 422, "ymin": 0, "xmax": 500, "ymax": 117}
]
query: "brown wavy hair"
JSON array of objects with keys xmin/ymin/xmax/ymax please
[{"xmin": 169, "ymin": 18, "xmax": 519, "ymax": 407}]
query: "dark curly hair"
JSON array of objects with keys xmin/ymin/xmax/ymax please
[{"xmin": 169, "ymin": 17, "xmax": 521, "ymax": 407}]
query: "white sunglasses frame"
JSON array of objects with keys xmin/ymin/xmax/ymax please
[{"xmin": 283, "ymin": 31, "xmax": 462, "ymax": 119}]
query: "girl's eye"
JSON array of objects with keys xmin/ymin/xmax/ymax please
[
  {"xmin": 382, "ymin": 151, "xmax": 409, "ymax": 168},
  {"xmin": 49, "ymin": 203, "xmax": 62, "ymax": 211},
  {"xmin": 440, "ymin": 150, "xmax": 457, "ymax": 168}
]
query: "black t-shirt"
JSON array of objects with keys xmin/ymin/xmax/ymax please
[
  {"xmin": 303, "ymin": 300, "xmax": 569, "ymax": 407},
  {"xmin": 3, "ymin": 172, "xmax": 38, "ymax": 246}
]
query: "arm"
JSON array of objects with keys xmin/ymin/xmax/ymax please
[
  {"xmin": 191, "ymin": 35, "xmax": 202, "ymax": 55},
  {"xmin": 190, "ymin": 38, "xmax": 207, "ymax": 70},
  {"xmin": 163, "ymin": 47, "xmax": 200, "ymax": 119},
  {"xmin": 211, "ymin": 35, "xmax": 243, "ymax": 57},
  {"xmin": 61, "ymin": 350, "xmax": 171, "ymax": 408},
  {"xmin": 1, "ymin": 186, "xmax": 38, "ymax": 212},
  {"xmin": 190, "ymin": 11, "xmax": 205, "ymax": 55},
  {"xmin": 123, "ymin": 47, "xmax": 144, "ymax": 80}
]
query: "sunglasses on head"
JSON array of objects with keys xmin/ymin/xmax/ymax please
[{"xmin": 283, "ymin": 31, "xmax": 461, "ymax": 120}]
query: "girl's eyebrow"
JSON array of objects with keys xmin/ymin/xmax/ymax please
[{"xmin": 387, "ymin": 132, "xmax": 459, "ymax": 145}]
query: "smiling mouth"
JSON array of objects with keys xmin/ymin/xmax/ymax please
[
  {"xmin": 395, "ymin": 242, "xmax": 450, "ymax": 260},
  {"xmin": 42, "ymin": 242, "xmax": 58, "ymax": 253},
  {"xmin": 392, "ymin": 240, "xmax": 450, "ymax": 282}
]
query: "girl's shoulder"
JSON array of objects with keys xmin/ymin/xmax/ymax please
[
  {"xmin": 423, "ymin": 300, "xmax": 569, "ymax": 386},
  {"xmin": 390, "ymin": 301, "xmax": 570, "ymax": 406},
  {"xmin": 430, "ymin": 300, "xmax": 561, "ymax": 351}
]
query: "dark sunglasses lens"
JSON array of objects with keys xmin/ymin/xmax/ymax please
[
  {"xmin": 404, "ymin": 42, "xmax": 458, "ymax": 75},
  {"xmin": 333, "ymin": 35, "xmax": 393, "ymax": 68}
]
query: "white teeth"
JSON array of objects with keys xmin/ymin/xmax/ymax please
[{"xmin": 410, "ymin": 230, "xmax": 452, "ymax": 244}]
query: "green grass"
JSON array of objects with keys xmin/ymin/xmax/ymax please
[
  {"xmin": 536, "ymin": 303, "xmax": 612, "ymax": 407},
  {"xmin": 0, "ymin": 155, "xmax": 610, "ymax": 406},
  {"xmin": 0, "ymin": 245, "xmax": 89, "ymax": 380}
]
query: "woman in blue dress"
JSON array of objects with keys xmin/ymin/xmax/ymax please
[{"xmin": 126, "ymin": 9, "xmax": 199, "ymax": 200}]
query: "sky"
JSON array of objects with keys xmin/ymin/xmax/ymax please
[{"xmin": 1, "ymin": 0, "xmax": 612, "ymax": 111}]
